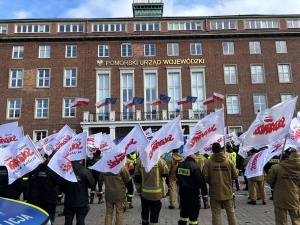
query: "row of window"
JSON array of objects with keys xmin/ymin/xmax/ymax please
[
  {"xmin": 1, "ymin": 19, "xmax": 300, "ymax": 34},
  {"xmin": 10, "ymin": 40, "xmax": 288, "ymax": 59}
]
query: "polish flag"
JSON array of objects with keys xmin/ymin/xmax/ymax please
[
  {"xmin": 150, "ymin": 98, "xmax": 161, "ymax": 106},
  {"xmin": 203, "ymin": 96, "xmax": 214, "ymax": 105},
  {"xmin": 213, "ymin": 92, "xmax": 224, "ymax": 102},
  {"xmin": 177, "ymin": 97, "xmax": 188, "ymax": 105},
  {"xmin": 124, "ymin": 99, "xmax": 134, "ymax": 109},
  {"xmin": 96, "ymin": 99, "xmax": 108, "ymax": 108},
  {"xmin": 70, "ymin": 98, "xmax": 90, "ymax": 108}
]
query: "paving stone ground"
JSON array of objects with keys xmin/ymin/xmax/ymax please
[{"xmin": 53, "ymin": 177, "xmax": 292, "ymax": 225}]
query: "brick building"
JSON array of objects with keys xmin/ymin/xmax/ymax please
[{"xmin": 0, "ymin": 0, "xmax": 300, "ymax": 141}]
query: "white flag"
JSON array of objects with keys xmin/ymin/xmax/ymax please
[
  {"xmin": 182, "ymin": 108, "xmax": 225, "ymax": 158},
  {"xmin": 242, "ymin": 96, "xmax": 297, "ymax": 148},
  {"xmin": 35, "ymin": 133, "xmax": 57, "ymax": 156},
  {"xmin": 144, "ymin": 128, "xmax": 153, "ymax": 139},
  {"xmin": 140, "ymin": 116, "xmax": 184, "ymax": 172},
  {"xmin": 90, "ymin": 125, "xmax": 148, "ymax": 174},
  {"xmin": 0, "ymin": 125, "xmax": 24, "ymax": 149},
  {"xmin": 87, "ymin": 132, "xmax": 103, "ymax": 156},
  {"xmin": 200, "ymin": 136, "xmax": 224, "ymax": 155},
  {"xmin": 69, "ymin": 132, "xmax": 87, "ymax": 161},
  {"xmin": 226, "ymin": 131, "xmax": 238, "ymax": 143},
  {"xmin": 0, "ymin": 135, "xmax": 43, "ymax": 184}
]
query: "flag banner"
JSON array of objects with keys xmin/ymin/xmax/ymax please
[
  {"xmin": 160, "ymin": 94, "xmax": 171, "ymax": 103},
  {"xmin": 48, "ymin": 138, "xmax": 77, "ymax": 182},
  {"xmin": 289, "ymin": 111, "xmax": 300, "ymax": 142},
  {"xmin": 69, "ymin": 132, "xmax": 87, "ymax": 161},
  {"xmin": 69, "ymin": 98, "xmax": 90, "ymax": 108},
  {"xmin": 213, "ymin": 92, "xmax": 224, "ymax": 102},
  {"xmin": 87, "ymin": 132, "xmax": 102, "ymax": 156},
  {"xmin": 203, "ymin": 96, "xmax": 214, "ymax": 105},
  {"xmin": 0, "ymin": 135, "xmax": 43, "ymax": 184},
  {"xmin": 199, "ymin": 136, "xmax": 224, "ymax": 155},
  {"xmin": 105, "ymin": 98, "xmax": 117, "ymax": 104},
  {"xmin": 35, "ymin": 133, "xmax": 57, "ymax": 156},
  {"xmin": 44, "ymin": 125, "xmax": 76, "ymax": 152},
  {"xmin": 244, "ymin": 139, "xmax": 286, "ymax": 178},
  {"xmin": 177, "ymin": 96, "xmax": 197, "ymax": 105},
  {"xmin": 99, "ymin": 134, "xmax": 115, "ymax": 152},
  {"xmin": 139, "ymin": 116, "xmax": 184, "ymax": 172},
  {"xmin": 95, "ymin": 98, "xmax": 117, "ymax": 108},
  {"xmin": 182, "ymin": 108, "xmax": 225, "ymax": 158},
  {"xmin": 150, "ymin": 98, "xmax": 161, "ymax": 106},
  {"xmin": 144, "ymin": 127, "xmax": 153, "ymax": 139},
  {"xmin": 89, "ymin": 124, "xmax": 148, "ymax": 174},
  {"xmin": 242, "ymin": 96, "xmax": 298, "ymax": 148},
  {"xmin": 125, "ymin": 97, "xmax": 144, "ymax": 108},
  {"xmin": 0, "ymin": 126, "xmax": 24, "ymax": 149},
  {"xmin": 0, "ymin": 122, "xmax": 18, "ymax": 129},
  {"xmin": 226, "ymin": 131, "xmax": 238, "ymax": 143}
]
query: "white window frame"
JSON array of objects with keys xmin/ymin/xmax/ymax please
[
  {"xmin": 250, "ymin": 64, "xmax": 265, "ymax": 84},
  {"xmin": 167, "ymin": 43, "xmax": 179, "ymax": 56},
  {"xmin": 280, "ymin": 93, "xmax": 293, "ymax": 102},
  {"xmin": 143, "ymin": 68, "xmax": 158, "ymax": 120},
  {"xmin": 190, "ymin": 67, "xmax": 205, "ymax": 112},
  {"xmin": 96, "ymin": 68, "xmax": 111, "ymax": 121},
  {"xmin": 0, "ymin": 25, "xmax": 7, "ymax": 33},
  {"xmin": 7, "ymin": 99, "xmax": 21, "ymax": 119},
  {"xmin": 66, "ymin": 45, "xmax": 77, "ymax": 58},
  {"xmin": 275, "ymin": 41, "xmax": 288, "ymax": 53},
  {"xmin": 287, "ymin": 19, "xmax": 300, "ymax": 28},
  {"xmin": 245, "ymin": 20, "xmax": 279, "ymax": 29},
  {"xmin": 249, "ymin": 41, "xmax": 261, "ymax": 54},
  {"xmin": 9, "ymin": 69, "xmax": 23, "ymax": 88},
  {"xmin": 32, "ymin": 130, "xmax": 48, "ymax": 143},
  {"xmin": 58, "ymin": 24, "xmax": 84, "ymax": 32},
  {"xmin": 63, "ymin": 98, "xmax": 76, "ymax": 118},
  {"xmin": 226, "ymin": 95, "xmax": 240, "ymax": 114},
  {"xmin": 15, "ymin": 24, "xmax": 49, "ymax": 33},
  {"xmin": 35, "ymin": 98, "xmax": 49, "ymax": 119},
  {"xmin": 12, "ymin": 46, "xmax": 24, "ymax": 59},
  {"xmin": 64, "ymin": 68, "xmax": 77, "ymax": 87},
  {"xmin": 168, "ymin": 22, "xmax": 202, "ymax": 31},
  {"xmin": 98, "ymin": 45, "xmax": 110, "ymax": 57},
  {"xmin": 39, "ymin": 46, "xmax": 50, "ymax": 58},
  {"xmin": 228, "ymin": 126, "xmax": 243, "ymax": 135},
  {"xmin": 37, "ymin": 69, "xmax": 50, "ymax": 88},
  {"xmin": 92, "ymin": 23, "xmax": 126, "ymax": 32},
  {"xmin": 120, "ymin": 69, "xmax": 135, "ymax": 121},
  {"xmin": 144, "ymin": 44, "xmax": 156, "ymax": 56},
  {"xmin": 277, "ymin": 64, "xmax": 292, "ymax": 83},
  {"xmin": 253, "ymin": 94, "xmax": 267, "ymax": 113},
  {"xmin": 190, "ymin": 43, "xmax": 202, "ymax": 55},
  {"xmin": 167, "ymin": 67, "xmax": 182, "ymax": 119},
  {"xmin": 222, "ymin": 42, "xmax": 234, "ymax": 55},
  {"xmin": 224, "ymin": 65, "xmax": 238, "ymax": 84},
  {"xmin": 210, "ymin": 20, "xmax": 237, "ymax": 30},
  {"xmin": 121, "ymin": 43, "xmax": 132, "ymax": 57},
  {"xmin": 135, "ymin": 23, "xmax": 160, "ymax": 31}
]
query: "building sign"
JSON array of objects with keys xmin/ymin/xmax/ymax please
[{"xmin": 97, "ymin": 58, "xmax": 205, "ymax": 67}]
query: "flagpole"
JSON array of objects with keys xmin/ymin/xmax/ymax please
[{"xmin": 279, "ymin": 134, "xmax": 289, "ymax": 161}]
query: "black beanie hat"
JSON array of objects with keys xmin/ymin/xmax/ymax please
[{"xmin": 212, "ymin": 143, "xmax": 222, "ymax": 153}]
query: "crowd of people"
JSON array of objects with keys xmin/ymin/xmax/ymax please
[{"xmin": 0, "ymin": 141, "xmax": 299, "ymax": 225}]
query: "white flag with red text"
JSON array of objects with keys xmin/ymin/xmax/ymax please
[
  {"xmin": 0, "ymin": 124, "xmax": 24, "ymax": 149},
  {"xmin": 226, "ymin": 131, "xmax": 238, "ymax": 143},
  {"xmin": 69, "ymin": 132, "xmax": 87, "ymax": 161},
  {"xmin": 35, "ymin": 133, "xmax": 57, "ymax": 156},
  {"xmin": 0, "ymin": 135, "xmax": 43, "ymax": 184},
  {"xmin": 199, "ymin": 136, "xmax": 225, "ymax": 155},
  {"xmin": 242, "ymin": 96, "xmax": 297, "ymax": 148},
  {"xmin": 289, "ymin": 111, "xmax": 300, "ymax": 142},
  {"xmin": 182, "ymin": 108, "xmax": 225, "ymax": 158},
  {"xmin": 89, "ymin": 125, "xmax": 148, "ymax": 174},
  {"xmin": 139, "ymin": 116, "xmax": 184, "ymax": 172},
  {"xmin": 87, "ymin": 132, "xmax": 103, "ymax": 156}
]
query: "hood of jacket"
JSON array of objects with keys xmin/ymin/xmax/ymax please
[
  {"xmin": 172, "ymin": 153, "xmax": 184, "ymax": 162},
  {"xmin": 280, "ymin": 153, "xmax": 300, "ymax": 174},
  {"xmin": 210, "ymin": 152, "xmax": 227, "ymax": 163},
  {"xmin": 71, "ymin": 161, "xmax": 84, "ymax": 172}
]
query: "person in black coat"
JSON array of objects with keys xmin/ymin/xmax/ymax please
[
  {"xmin": 62, "ymin": 160, "xmax": 95, "ymax": 225},
  {"xmin": 0, "ymin": 166, "xmax": 23, "ymax": 200}
]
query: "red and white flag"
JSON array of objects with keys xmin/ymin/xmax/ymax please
[
  {"xmin": 203, "ymin": 96, "xmax": 214, "ymax": 105},
  {"xmin": 289, "ymin": 111, "xmax": 300, "ymax": 142},
  {"xmin": 69, "ymin": 132, "xmax": 87, "ymax": 161},
  {"xmin": 213, "ymin": 92, "xmax": 224, "ymax": 102},
  {"xmin": 144, "ymin": 128, "xmax": 153, "ymax": 139},
  {"xmin": 150, "ymin": 98, "xmax": 162, "ymax": 106},
  {"xmin": 226, "ymin": 131, "xmax": 238, "ymax": 143},
  {"xmin": 139, "ymin": 116, "xmax": 184, "ymax": 172},
  {"xmin": 242, "ymin": 96, "xmax": 298, "ymax": 148},
  {"xmin": 95, "ymin": 99, "xmax": 108, "ymax": 108},
  {"xmin": 124, "ymin": 99, "xmax": 134, "ymax": 109},
  {"xmin": 89, "ymin": 125, "xmax": 148, "ymax": 174},
  {"xmin": 87, "ymin": 132, "xmax": 103, "ymax": 156},
  {"xmin": 200, "ymin": 136, "xmax": 224, "ymax": 155},
  {"xmin": 182, "ymin": 108, "xmax": 225, "ymax": 157},
  {"xmin": 0, "ymin": 135, "xmax": 43, "ymax": 184},
  {"xmin": 69, "ymin": 98, "xmax": 89, "ymax": 108},
  {"xmin": 0, "ymin": 126, "xmax": 24, "ymax": 149},
  {"xmin": 35, "ymin": 133, "xmax": 57, "ymax": 156}
]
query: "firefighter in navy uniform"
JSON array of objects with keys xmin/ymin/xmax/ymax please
[{"xmin": 176, "ymin": 154, "xmax": 208, "ymax": 225}]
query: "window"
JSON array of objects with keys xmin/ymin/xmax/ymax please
[
  {"xmin": 12, "ymin": 46, "xmax": 24, "ymax": 59},
  {"xmin": 210, "ymin": 21, "xmax": 237, "ymax": 30},
  {"xmin": 92, "ymin": 23, "xmax": 126, "ymax": 32},
  {"xmin": 121, "ymin": 43, "xmax": 132, "ymax": 57},
  {"xmin": 66, "ymin": 45, "xmax": 77, "ymax": 58},
  {"xmin": 190, "ymin": 43, "xmax": 202, "ymax": 55},
  {"xmin": 58, "ymin": 24, "xmax": 84, "ymax": 32},
  {"xmin": 98, "ymin": 45, "xmax": 109, "ymax": 57},
  {"xmin": 280, "ymin": 94, "xmax": 293, "ymax": 102},
  {"xmin": 245, "ymin": 20, "xmax": 279, "ymax": 29},
  {"xmin": 35, "ymin": 99, "xmax": 49, "ymax": 118},
  {"xmin": 249, "ymin": 41, "xmax": 261, "ymax": 54},
  {"xmin": 167, "ymin": 43, "xmax": 179, "ymax": 56},
  {"xmin": 287, "ymin": 19, "xmax": 300, "ymax": 28},
  {"xmin": 144, "ymin": 69, "xmax": 158, "ymax": 120},
  {"xmin": 223, "ymin": 42, "xmax": 234, "ymax": 55},
  {"xmin": 15, "ymin": 24, "xmax": 49, "ymax": 33},
  {"xmin": 33, "ymin": 130, "xmax": 47, "ymax": 142},
  {"xmin": 10, "ymin": 69, "xmax": 23, "ymax": 88},
  {"xmin": 97, "ymin": 70, "xmax": 110, "ymax": 121},
  {"xmin": 168, "ymin": 22, "xmax": 202, "ymax": 30},
  {"xmin": 191, "ymin": 68, "xmax": 205, "ymax": 112},
  {"xmin": 275, "ymin": 41, "xmax": 287, "ymax": 53},
  {"xmin": 37, "ymin": 69, "xmax": 50, "ymax": 87},
  {"xmin": 0, "ymin": 25, "xmax": 7, "ymax": 33},
  {"xmin": 253, "ymin": 94, "xmax": 266, "ymax": 113},
  {"xmin": 224, "ymin": 65, "xmax": 237, "ymax": 84},
  {"xmin": 251, "ymin": 65, "xmax": 265, "ymax": 83},
  {"xmin": 228, "ymin": 126, "xmax": 242, "ymax": 135},
  {"xmin": 7, "ymin": 99, "xmax": 21, "ymax": 119},
  {"xmin": 226, "ymin": 95, "xmax": 240, "ymax": 114},
  {"xmin": 278, "ymin": 64, "xmax": 292, "ymax": 83},
  {"xmin": 121, "ymin": 70, "xmax": 134, "ymax": 120},
  {"xmin": 167, "ymin": 68, "xmax": 181, "ymax": 119},
  {"xmin": 63, "ymin": 98, "xmax": 76, "ymax": 118},
  {"xmin": 39, "ymin": 46, "xmax": 50, "ymax": 58},
  {"xmin": 64, "ymin": 68, "xmax": 77, "ymax": 87},
  {"xmin": 144, "ymin": 44, "xmax": 156, "ymax": 56},
  {"xmin": 135, "ymin": 23, "xmax": 160, "ymax": 31}
]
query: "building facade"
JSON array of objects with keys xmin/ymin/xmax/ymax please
[{"xmin": 1, "ymin": 1, "xmax": 300, "ymax": 141}]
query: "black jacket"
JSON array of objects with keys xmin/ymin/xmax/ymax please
[
  {"xmin": 62, "ymin": 161, "xmax": 95, "ymax": 207},
  {"xmin": 0, "ymin": 166, "xmax": 23, "ymax": 200},
  {"xmin": 176, "ymin": 157, "xmax": 208, "ymax": 195}
]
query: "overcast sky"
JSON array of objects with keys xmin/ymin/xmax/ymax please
[{"xmin": 1, "ymin": 0, "xmax": 299, "ymax": 19}]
